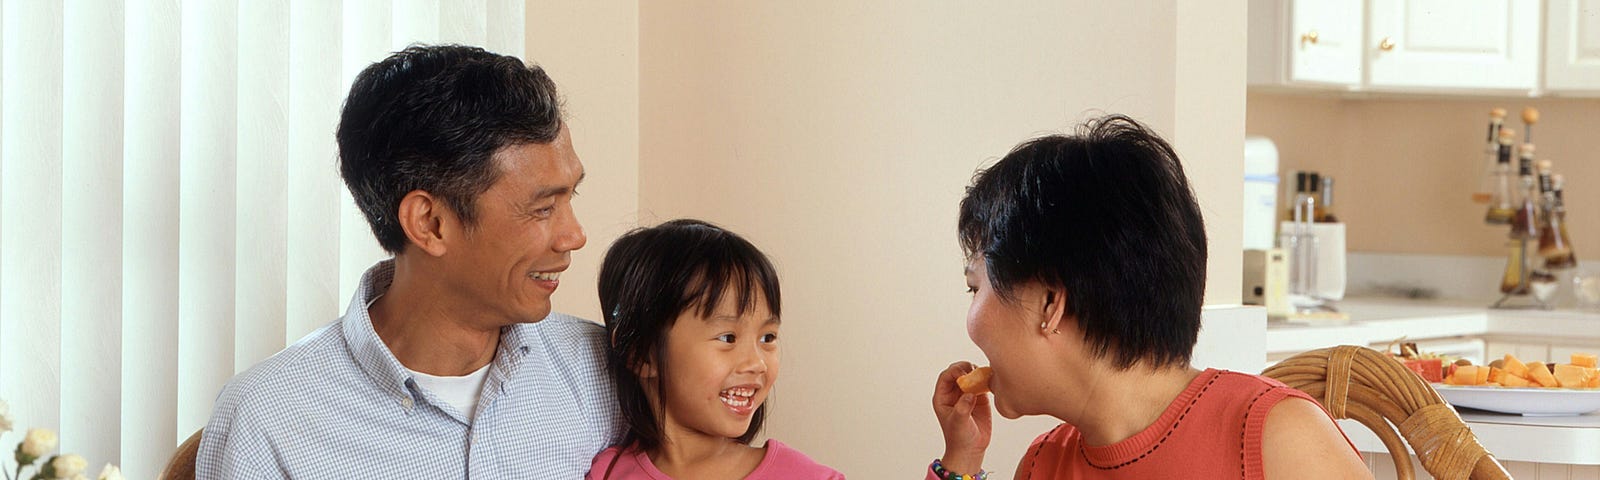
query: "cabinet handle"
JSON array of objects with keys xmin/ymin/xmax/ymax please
[
  {"xmin": 1379, "ymin": 36, "xmax": 1396, "ymax": 51},
  {"xmin": 1300, "ymin": 30, "xmax": 1320, "ymax": 48}
]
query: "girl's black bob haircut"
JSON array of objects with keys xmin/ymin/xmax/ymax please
[{"xmin": 597, "ymin": 218, "xmax": 782, "ymax": 452}]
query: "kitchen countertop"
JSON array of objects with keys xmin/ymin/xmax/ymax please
[
  {"xmin": 1268, "ymin": 297, "xmax": 1600, "ymax": 464},
  {"xmin": 1266, "ymin": 297, "xmax": 1600, "ymax": 353}
]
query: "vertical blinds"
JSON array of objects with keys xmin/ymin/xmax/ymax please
[{"xmin": 0, "ymin": 1, "xmax": 526, "ymax": 477}]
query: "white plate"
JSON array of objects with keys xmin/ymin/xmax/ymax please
[{"xmin": 1433, "ymin": 384, "xmax": 1600, "ymax": 416}]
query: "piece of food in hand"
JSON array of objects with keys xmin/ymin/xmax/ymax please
[{"xmin": 957, "ymin": 366, "xmax": 993, "ymax": 394}]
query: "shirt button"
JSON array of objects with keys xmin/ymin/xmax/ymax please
[{"xmin": 400, "ymin": 397, "xmax": 413, "ymax": 409}]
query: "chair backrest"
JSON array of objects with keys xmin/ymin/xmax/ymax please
[
  {"xmin": 160, "ymin": 428, "xmax": 203, "ymax": 480},
  {"xmin": 1261, "ymin": 345, "xmax": 1511, "ymax": 480}
]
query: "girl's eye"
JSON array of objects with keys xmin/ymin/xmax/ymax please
[
  {"xmin": 760, "ymin": 333, "xmax": 779, "ymax": 344},
  {"xmin": 716, "ymin": 333, "xmax": 736, "ymax": 343},
  {"xmin": 966, "ymin": 285, "xmax": 978, "ymax": 294}
]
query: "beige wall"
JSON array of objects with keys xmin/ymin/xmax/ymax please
[
  {"xmin": 1247, "ymin": 92, "xmax": 1599, "ymax": 258},
  {"xmin": 528, "ymin": 1, "xmax": 641, "ymax": 321},
  {"xmin": 637, "ymin": 2, "xmax": 1245, "ymax": 477}
]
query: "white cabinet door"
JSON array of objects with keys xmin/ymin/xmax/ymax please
[
  {"xmin": 1248, "ymin": 0, "xmax": 1363, "ymax": 86},
  {"xmin": 1290, "ymin": 0, "xmax": 1364, "ymax": 85},
  {"xmin": 1546, "ymin": 0, "xmax": 1600, "ymax": 91},
  {"xmin": 1367, "ymin": 0, "xmax": 1540, "ymax": 91},
  {"xmin": 1486, "ymin": 340, "xmax": 1549, "ymax": 363}
]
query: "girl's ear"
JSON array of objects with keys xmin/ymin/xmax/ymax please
[{"xmin": 633, "ymin": 352, "xmax": 659, "ymax": 379}]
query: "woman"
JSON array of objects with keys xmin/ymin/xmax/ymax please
[{"xmin": 927, "ymin": 115, "xmax": 1370, "ymax": 479}]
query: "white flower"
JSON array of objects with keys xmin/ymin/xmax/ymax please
[
  {"xmin": 20, "ymin": 428, "xmax": 58, "ymax": 457},
  {"xmin": 52, "ymin": 454, "xmax": 88, "ymax": 478},
  {"xmin": 0, "ymin": 411, "xmax": 12, "ymax": 435},
  {"xmin": 66, "ymin": 476, "xmax": 89, "ymax": 480},
  {"xmin": 97, "ymin": 464, "xmax": 123, "ymax": 480}
]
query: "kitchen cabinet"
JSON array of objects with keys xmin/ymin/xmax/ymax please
[
  {"xmin": 1546, "ymin": 0, "xmax": 1600, "ymax": 93},
  {"xmin": 1248, "ymin": 0, "xmax": 1365, "ymax": 87},
  {"xmin": 1366, "ymin": 0, "xmax": 1540, "ymax": 91},
  {"xmin": 1250, "ymin": 0, "xmax": 1543, "ymax": 93}
]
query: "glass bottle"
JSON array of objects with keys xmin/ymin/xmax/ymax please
[
  {"xmin": 1500, "ymin": 240, "xmax": 1527, "ymax": 294},
  {"xmin": 1473, "ymin": 108, "xmax": 1506, "ymax": 204},
  {"xmin": 1317, "ymin": 176, "xmax": 1338, "ymax": 223},
  {"xmin": 1484, "ymin": 129, "xmax": 1516, "ymax": 225},
  {"xmin": 1508, "ymin": 143, "xmax": 1539, "ymax": 240},
  {"xmin": 1542, "ymin": 173, "xmax": 1577, "ymax": 270},
  {"xmin": 1285, "ymin": 171, "xmax": 1320, "ymax": 221}
]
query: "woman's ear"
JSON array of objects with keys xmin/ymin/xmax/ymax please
[
  {"xmin": 396, "ymin": 189, "xmax": 450, "ymax": 257},
  {"xmin": 1041, "ymin": 288, "xmax": 1068, "ymax": 335}
]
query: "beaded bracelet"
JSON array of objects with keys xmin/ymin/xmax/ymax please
[{"xmin": 931, "ymin": 458, "xmax": 988, "ymax": 480}]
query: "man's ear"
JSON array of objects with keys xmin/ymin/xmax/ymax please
[{"xmin": 396, "ymin": 190, "xmax": 450, "ymax": 257}]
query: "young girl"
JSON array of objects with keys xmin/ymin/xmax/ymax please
[{"xmin": 589, "ymin": 219, "xmax": 844, "ymax": 480}]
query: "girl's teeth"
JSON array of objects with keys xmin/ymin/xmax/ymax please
[{"xmin": 530, "ymin": 272, "xmax": 560, "ymax": 281}]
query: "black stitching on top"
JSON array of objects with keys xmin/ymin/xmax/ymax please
[
  {"xmin": 1081, "ymin": 373, "xmax": 1221, "ymax": 470},
  {"xmin": 1023, "ymin": 424, "xmax": 1068, "ymax": 480},
  {"xmin": 1238, "ymin": 386, "xmax": 1282, "ymax": 478}
]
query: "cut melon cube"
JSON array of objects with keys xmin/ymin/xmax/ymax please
[
  {"xmin": 1474, "ymin": 365, "xmax": 1491, "ymax": 385},
  {"xmin": 1589, "ymin": 371, "xmax": 1600, "ymax": 389},
  {"xmin": 1573, "ymin": 353, "xmax": 1598, "ymax": 369},
  {"xmin": 1454, "ymin": 366, "xmax": 1480, "ymax": 385},
  {"xmin": 1555, "ymin": 364, "xmax": 1589, "ymax": 388},
  {"xmin": 1503, "ymin": 354, "xmax": 1530, "ymax": 379},
  {"xmin": 1500, "ymin": 374, "xmax": 1532, "ymax": 387},
  {"xmin": 1527, "ymin": 361, "xmax": 1559, "ymax": 387},
  {"xmin": 1487, "ymin": 367, "xmax": 1506, "ymax": 384}
]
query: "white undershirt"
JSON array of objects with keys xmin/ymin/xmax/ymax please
[{"xmin": 409, "ymin": 363, "xmax": 492, "ymax": 419}]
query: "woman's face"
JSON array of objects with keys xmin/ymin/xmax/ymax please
[
  {"xmin": 650, "ymin": 291, "xmax": 781, "ymax": 442},
  {"xmin": 964, "ymin": 256, "xmax": 1076, "ymax": 419}
]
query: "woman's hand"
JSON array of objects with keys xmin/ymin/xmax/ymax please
[{"xmin": 933, "ymin": 361, "xmax": 992, "ymax": 474}]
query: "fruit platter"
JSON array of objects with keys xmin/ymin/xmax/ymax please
[{"xmin": 1390, "ymin": 342, "xmax": 1600, "ymax": 416}]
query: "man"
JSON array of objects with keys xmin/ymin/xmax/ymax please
[{"xmin": 198, "ymin": 44, "xmax": 621, "ymax": 478}]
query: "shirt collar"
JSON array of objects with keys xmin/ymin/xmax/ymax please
[
  {"xmin": 342, "ymin": 259, "xmax": 544, "ymax": 411},
  {"xmin": 342, "ymin": 259, "xmax": 419, "ymax": 410}
]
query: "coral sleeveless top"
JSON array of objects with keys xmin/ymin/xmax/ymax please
[{"xmin": 1015, "ymin": 369, "xmax": 1359, "ymax": 479}]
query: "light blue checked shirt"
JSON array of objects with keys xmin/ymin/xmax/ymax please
[{"xmin": 197, "ymin": 260, "xmax": 623, "ymax": 478}]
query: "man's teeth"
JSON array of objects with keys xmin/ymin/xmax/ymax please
[{"xmin": 530, "ymin": 271, "xmax": 561, "ymax": 281}]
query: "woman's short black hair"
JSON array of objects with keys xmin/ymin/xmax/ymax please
[
  {"xmin": 597, "ymin": 219, "xmax": 782, "ymax": 452},
  {"xmin": 958, "ymin": 114, "xmax": 1208, "ymax": 370},
  {"xmin": 337, "ymin": 44, "xmax": 563, "ymax": 254}
]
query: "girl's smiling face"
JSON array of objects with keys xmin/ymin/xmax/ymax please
[{"xmin": 650, "ymin": 290, "xmax": 781, "ymax": 442}]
